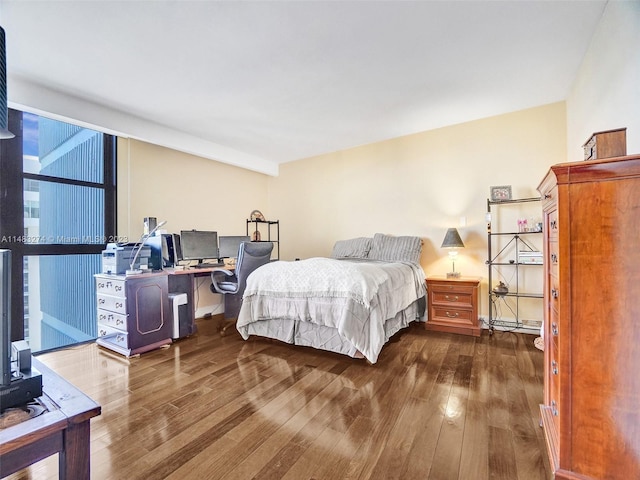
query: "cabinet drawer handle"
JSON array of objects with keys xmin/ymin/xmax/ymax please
[
  {"xmin": 551, "ymin": 288, "xmax": 559, "ymax": 299},
  {"xmin": 550, "ymin": 220, "xmax": 558, "ymax": 230},
  {"xmin": 445, "ymin": 311, "xmax": 459, "ymax": 318},
  {"xmin": 445, "ymin": 295, "xmax": 458, "ymax": 302},
  {"xmin": 552, "ymin": 322, "xmax": 559, "ymax": 336},
  {"xmin": 551, "ymin": 400, "xmax": 558, "ymax": 416},
  {"xmin": 551, "ymin": 360, "xmax": 558, "ymax": 375},
  {"xmin": 544, "ymin": 193, "xmax": 552, "ymax": 200},
  {"xmin": 550, "ymin": 253, "xmax": 558, "ymax": 263}
]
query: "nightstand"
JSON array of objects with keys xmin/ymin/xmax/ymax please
[{"xmin": 425, "ymin": 276, "xmax": 481, "ymax": 337}]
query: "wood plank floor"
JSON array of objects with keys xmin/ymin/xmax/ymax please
[{"xmin": 5, "ymin": 319, "xmax": 550, "ymax": 480}]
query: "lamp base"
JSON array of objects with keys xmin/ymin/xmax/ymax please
[{"xmin": 446, "ymin": 272, "xmax": 461, "ymax": 278}]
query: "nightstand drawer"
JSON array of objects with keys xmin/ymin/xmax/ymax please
[
  {"xmin": 431, "ymin": 306, "xmax": 474, "ymax": 324},
  {"xmin": 432, "ymin": 291, "xmax": 473, "ymax": 308}
]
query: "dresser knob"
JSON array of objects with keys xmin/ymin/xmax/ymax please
[
  {"xmin": 551, "ymin": 288, "xmax": 559, "ymax": 299},
  {"xmin": 551, "ymin": 360, "xmax": 558, "ymax": 375},
  {"xmin": 552, "ymin": 322, "xmax": 559, "ymax": 336}
]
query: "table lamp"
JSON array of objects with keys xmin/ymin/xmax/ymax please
[{"xmin": 441, "ymin": 227, "xmax": 465, "ymax": 278}]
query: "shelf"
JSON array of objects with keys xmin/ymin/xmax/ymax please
[
  {"xmin": 489, "ymin": 231, "xmax": 542, "ymax": 236},
  {"xmin": 488, "ymin": 196, "xmax": 541, "ymax": 206},
  {"xmin": 493, "ymin": 292, "xmax": 543, "ymax": 299},
  {"xmin": 487, "ymin": 197, "xmax": 543, "ymax": 333},
  {"xmin": 486, "ymin": 262, "xmax": 543, "ymax": 266},
  {"xmin": 246, "ymin": 219, "xmax": 280, "ymax": 260}
]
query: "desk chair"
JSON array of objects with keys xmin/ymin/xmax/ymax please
[{"xmin": 210, "ymin": 241, "xmax": 273, "ymax": 335}]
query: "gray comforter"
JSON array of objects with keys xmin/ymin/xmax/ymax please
[{"xmin": 236, "ymin": 257, "xmax": 426, "ymax": 363}]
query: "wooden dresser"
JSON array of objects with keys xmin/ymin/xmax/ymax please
[{"xmin": 537, "ymin": 154, "xmax": 640, "ymax": 479}]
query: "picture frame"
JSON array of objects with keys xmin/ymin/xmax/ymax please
[{"xmin": 490, "ymin": 185, "xmax": 512, "ymax": 202}]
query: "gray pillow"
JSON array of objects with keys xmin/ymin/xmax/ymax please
[
  {"xmin": 368, "ymin": 233, "xmax": 422, "ymax": 263},
  {"xmin": 331, "ymin": 237, "xmax": 372, "ymax": 259}
]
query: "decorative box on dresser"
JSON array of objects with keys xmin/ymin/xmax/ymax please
[
  {"xmin": 425, "ymin": 276, "xmax": 481, "ymax": 337},
  {"xmin": 537, "ymin": 154, "xmax": 640, "ymax": 479},
  {"xmin": 95, "ymin": 272, "xmax": 172, "ymax": 357}
]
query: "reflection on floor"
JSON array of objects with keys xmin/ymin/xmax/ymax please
[{"xmin": 6, "ymin": 318, "xmax": 548, "ymax": 480}]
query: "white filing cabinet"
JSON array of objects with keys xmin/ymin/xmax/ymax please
[{"xmin": 95, "ymin": 272, "xmax": 172, "ymax": 357}]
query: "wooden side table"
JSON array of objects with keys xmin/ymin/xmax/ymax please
[
  {"xmin": 0, "ymin": 357, "xmax": 101, "ymax": 479},
  {"xmin": 425, "ymin": 276, "xmax": 481, "ymax": 337}
]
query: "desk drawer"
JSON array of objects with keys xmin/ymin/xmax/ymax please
[
  {"xmin": 97, "ymin": 293, "xmax": 127, "ymax": 315},
  {"xmin": 95, "ymin": 276, "xmax": 126, "ymax": 297},
  {"xmin": 97, "ymin": 323, "xmax": 129, "ymax": 349},
  {"xmin": 97, "ymin": 309, "xmax": 127, "ymax": 331}
]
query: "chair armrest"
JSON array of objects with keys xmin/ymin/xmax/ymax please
[
  {"xmin": 210, "ymin": 268, "xmax": 234, "ymax": 278},
  {"xmin": 210, "ymin": 268, "xmax": 237, "ymax": 294}
]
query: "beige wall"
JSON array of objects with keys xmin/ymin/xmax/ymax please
[
  {"xmin": 269, "ymin": 102, "xmax": 566, "ymax": 322},
  {"xmin": 117, "ymin": 138, "xmax": 269, "ymax": 239},
  {"xmin": 117, "ymin": 137, "xmax": 270, "ymax": 316},
  {"xmin": 566, "ymin": 0, "xmax": 640, "ymax": 160}
]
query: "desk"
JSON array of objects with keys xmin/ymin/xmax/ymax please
[
  {"xmin": 0, "ymin": 358, "xmax": 101, "ymax": 479},
  {"xmin": 95, "ymin": 266, "xmax": 232, "ymax": 356}
]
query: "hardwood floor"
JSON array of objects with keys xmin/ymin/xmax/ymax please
[{"xmin": 6, "ymin": 319, "xmax": 549, "ymax": 480}]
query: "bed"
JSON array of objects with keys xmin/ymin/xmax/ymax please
[{"xmin": 236, "ymin": 233, "xmax": 427, "ymax": 363}]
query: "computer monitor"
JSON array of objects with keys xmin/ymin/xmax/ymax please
[
  {"xmin": 218, "ymin": 236, "xmax": 250, "ymax": 259},
  {"xmin": 179, "ymin": 230, "xmax": 219, "ymax": 264}
]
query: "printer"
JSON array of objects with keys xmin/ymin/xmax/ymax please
[{"xmin": 101, "ymin": 243, "xmax": 151, "ymax": 274}]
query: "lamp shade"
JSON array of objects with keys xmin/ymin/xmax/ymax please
[
  {"xmin": 0, "ymin": 26, "xmax": 14, "ymax": 139},
  {"xmin": 441, "ymin": 228, "xmax": 465, "ymax": 248}
]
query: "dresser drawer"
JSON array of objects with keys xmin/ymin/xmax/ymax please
[
  {"xmin": 96, "ymin": 276, "xmax": 126, "ymax": 297},
  {"xmin": 97, "ymin": 309, "xmax": 127, "ymax": 331},
  {"xmin": 548, "ymin": 240, "xmax": 559, "ymax": 278},
  {"xmin": 97, "ymin": 293, "xmax": 127, "ymax": 314},
  {"xmin": 549, "ymin": 335, "xmax": 560, "ymax": 431},
  {"xmin": 547, "ymin": 209, "xmax": 559, "ymax": 240},
  {"xmin": 549, "ymin": 274, "xmax": 560, "ymax": 313},
  {"xmin": 540, "ymin": 184, "xmax": 557, "ymax": 209}
]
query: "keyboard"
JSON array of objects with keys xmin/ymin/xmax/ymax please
[{"xmin": 193, "ymin": 262, "xmax": 224, "ymax": 268}]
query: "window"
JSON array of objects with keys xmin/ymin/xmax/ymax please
[{"xmin": 0, "ymin": 109, "xmax": 116, "ymax": 352}]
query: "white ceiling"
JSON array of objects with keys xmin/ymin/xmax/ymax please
[{"xmin": 0, "ymin": 1, "xmax": 606, "ymax": 175}]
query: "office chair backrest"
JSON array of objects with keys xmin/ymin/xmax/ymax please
[{"xmin": 235, "ymin": 241, "xmax": 273, "ymax": 293}]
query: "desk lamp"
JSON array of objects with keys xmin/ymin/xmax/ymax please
[
  {"xmin": 441, "ymin": 228, "xmax": 465, "ymax": 278},
  {"xmin": 126, "ymin": 220, "xmax": 167, "ymax": 275}
]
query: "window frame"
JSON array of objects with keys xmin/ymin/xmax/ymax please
[{"xmin": 0, "ymin": 108, "xmax": 117, "ymax": 342}]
